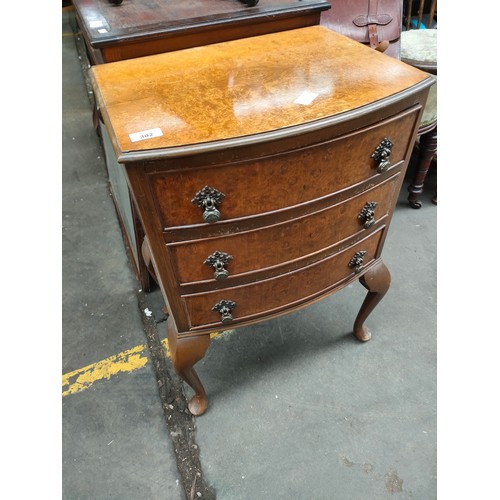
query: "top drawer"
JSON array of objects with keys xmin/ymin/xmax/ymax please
[{"xmin": 149, "ymin": 107, "xmax": 419, "ymax": 230}]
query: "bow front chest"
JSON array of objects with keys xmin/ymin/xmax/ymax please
[{"xmin": 90, "ymin": 26, "xmax": 433, "ymax": 415}]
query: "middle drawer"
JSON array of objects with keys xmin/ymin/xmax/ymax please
[{"xmin": 168, "ymin": 173, "xmax": 399, "ymax": 286}]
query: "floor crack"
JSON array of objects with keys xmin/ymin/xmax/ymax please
[{"xmin": 137, "ymin": 290, "xmax": 216, "ymax": 500}]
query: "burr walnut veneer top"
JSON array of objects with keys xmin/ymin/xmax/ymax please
[{"xmin": 90, "ymin": 26, "xmax": 429, "ymax": 155}]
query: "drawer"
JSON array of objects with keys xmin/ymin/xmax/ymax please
[
  {"xmin": 169, "ymin": 174, "xmax": 399, "ymax": 285},
  {"xmin": 182, "ymin": 227, "xmax": 384, "ymax": 330},
  {"xmin": 150, "ymin": 107, "xmax": 419, "ymax": 229}
]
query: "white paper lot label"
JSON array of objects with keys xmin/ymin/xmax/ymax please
[
  {"xmin": 129, "ymin": 128, "xmax": 163, "ymax": 142},
  {"xmin": 294, "ymin": 91, "xmax": 318, "ymax": 105}
]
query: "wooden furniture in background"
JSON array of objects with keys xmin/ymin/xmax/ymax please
[
  {"xmin": 90, "ymin": 26, "xmax": 432, "ymax": 415},
  {"xmin": 72, "ymin": 0, "xmax": 330, "ymax": 64},
  {"xmin": 72, "ymin": 0, "xmax": 331, "ymax": 291},
  {"xmin": 402, "ymin": 0, "xmax": 437, "ymax": 208}
]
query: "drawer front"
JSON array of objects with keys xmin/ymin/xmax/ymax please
[
  {"xmin": 182, "ymin": 227, "xmax": 384, "ymax": 330},
  {"xmin": 151, "ymin": 108, "xmax": 419, "ymax": 229},
  {"xmin": 170, "ymin": 174, "xmax": 399, "ymax": 285}
]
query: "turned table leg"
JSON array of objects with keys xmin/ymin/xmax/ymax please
[
  {"xmin": 353, "ymin": 260, "xmax": 391, "ymax": 342},
  {"xmin": 133, "ymin": 203, "xmax": 153, "ymax": 293},
  {"xmin": 167, "ymin": 318, "xmax": 211, "ymax": 416},
  {"xmin": 407, "ymin": 125, "xmax": 437, "ymax": 209},
  {"xmin": 141, "ymin": 235, "xmax": 158, "ymax": 287}
]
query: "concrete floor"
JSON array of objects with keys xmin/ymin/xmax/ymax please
[{"xmin": 62, "ymin": 8, "xmax": 437, "ymax": 499}]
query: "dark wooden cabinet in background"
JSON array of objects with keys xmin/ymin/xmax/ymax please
[
  {"xmin": 90, "ymin": 26, "xmax": 433, "ymax": 415},
  {"xmin": 73, "ymin": 0, "xmax": 331, "ymax": 63}
]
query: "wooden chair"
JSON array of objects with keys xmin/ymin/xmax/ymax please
[{"xmin": 401, "ymin": 0, "xmax": 437, "ymax": 208}]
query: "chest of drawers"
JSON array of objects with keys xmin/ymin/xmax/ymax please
[
  {"xmin": 90, "ymin": 26, "xmax": 433, "ymax": 415},
  {"xmin": 75, "ymin": 0, "xmax": 330, "ymax": 292}
]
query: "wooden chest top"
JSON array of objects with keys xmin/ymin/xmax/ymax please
[{"xmin": 90, "ymin": 26, "xmax": 430, "ymax": 156}]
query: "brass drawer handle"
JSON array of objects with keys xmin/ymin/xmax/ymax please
[
  {"xmin": 212, "ymin": 299, "xmax": 236, "ymax": 324},
  {"xmin": 358, "ymin": 201, "xmax": 378, "ymax": 229},
  {"xmin": 191, "ymin": 186, "xmax": 225, "ymax": 223},
  {"xmin": 349, "ymin": 250, "xmax": 367, "ymax": 274},
  {"xmin": 371, "ymin": 138, "xmax": 393, "ymax": 173},
  {"xmin": 204, "ymin": 251, "xmax": 233, "ymax": 280}
]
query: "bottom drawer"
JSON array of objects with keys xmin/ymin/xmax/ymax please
[{"xmin": 182, "ymin": 227, "xmax": 385, "ymax": 330}]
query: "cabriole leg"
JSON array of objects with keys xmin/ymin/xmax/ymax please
[
  {"xmin": 167, "ymin": 318, "xmax": 210, "ymax": 416},
  {"xmin": 353, "ymin": 260, "xmax": 391, "ymax": 342}
]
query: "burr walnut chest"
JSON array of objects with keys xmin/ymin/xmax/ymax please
[
  {"xmin": 90, "ymin": 26, "xmax": 433, "ymax": 415},
  {"xmin": 74, "ymin": 0, "xmax": 330, "ymax": 290}
]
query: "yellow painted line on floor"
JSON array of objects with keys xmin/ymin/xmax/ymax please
[
  {"xmin": 62, "ymin": 331, "xmax": 228, "ymax": 397},
  {"xmin": 62, "ymin": 344, "xmax": 149, "ymax": 397}
]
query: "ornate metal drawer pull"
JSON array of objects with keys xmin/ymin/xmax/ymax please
[
  {"xmin": 204, "ymin": 251, "xmax": 233, "ymax": 280},
  {"xmin": 358, "ymin": 201, "xmax": 378, "ymax": 229},
  {"xmin": 191, "ymin": 186, "xmax": 225, "ymax": 223},
  {"xmin": 349, "ymin": 250, "xmax": 367, "ymax": 274},
  {"xmin": 371, "ymin": 138, "xmax": 393, "ymax": 173},
  {"xmin": 212, "ymin": 299, "xmax": 236, "ymax": 324}
]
